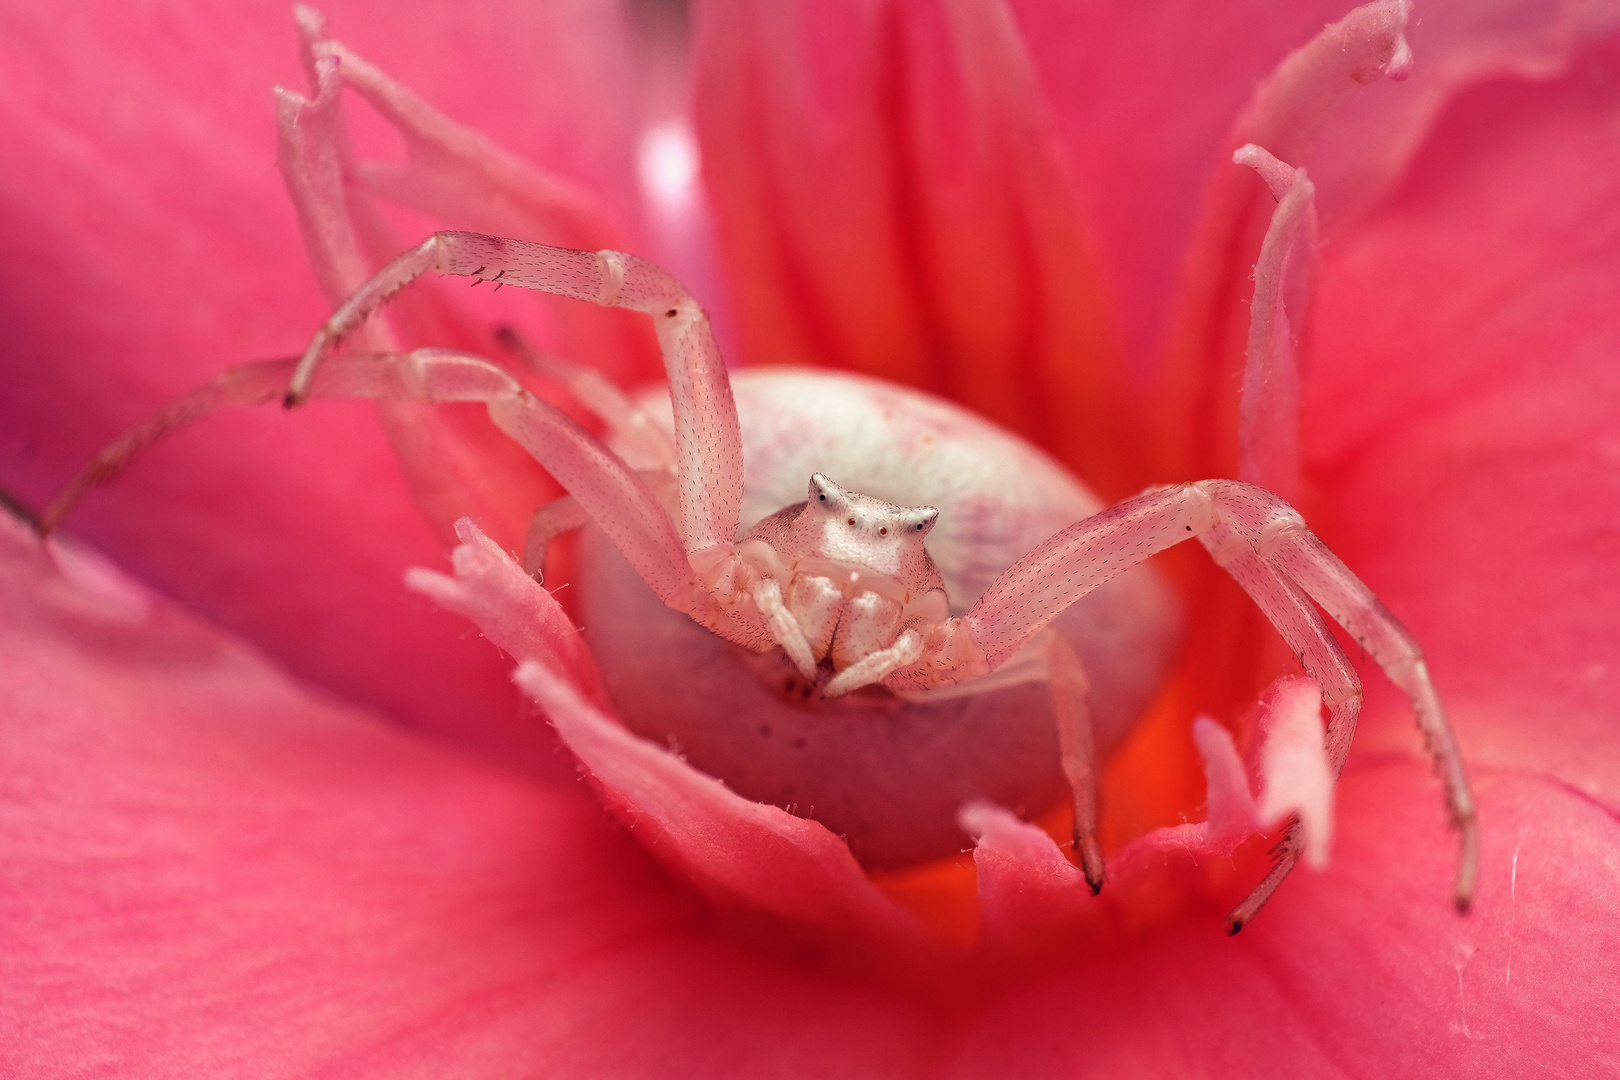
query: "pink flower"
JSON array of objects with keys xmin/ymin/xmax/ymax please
[{"xmin": 4, "ymin": 0, "xmax": 1619, "ymax": 1074}]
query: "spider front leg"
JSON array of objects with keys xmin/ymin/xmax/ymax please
[
  {"xmin": 899, "ymin": 479, "xmax": 1476, "ymax": 922},
  {"xmin": 301, "ymin": 349, "xmax": 697, "ymax": 607},
  {"xmin": 44, "ymin": 234, "xmax": 761, "ymax": 639},
  {"xmin": 286, "ymin": 231, "xmax": 745, "ymax": 561}
]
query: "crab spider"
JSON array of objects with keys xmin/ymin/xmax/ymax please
[{"xmin": 51, "ymin": 229, "xmax": 1477, "ymax": 930}]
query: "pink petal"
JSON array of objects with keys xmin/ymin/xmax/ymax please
[
  {"xmin": 1306, "ymin": 0, "xmax": 1620, "ymax": 231},
  {"xmin": 275, "ymin": 34, "xmax": 561, "ymax": 555},
  {"xmin": 1232, "ymin": 144, "xmax": 1317, "ymax": 500},
  {"xmin": 1004, "ymin": 0, "xmax": 1368, "ymax": 372},
  {"xmin": 516, "ymin": 661, "xmax": 933, "ymax": 957},
  {"xmin": 1118, "ymin": 716, "xmax": 1260, "ymax": 866},
  {"xmin": 278, "ymin": 15, "xmax": 670, "ymax": 558},
  {"xmin": 692, "ymin": 0, "xmax": 1144, "ymax": 496},
  {"xmin": 7, "ymin": 511, "xmax": 1615, "ymax": 1073},
  {"xmin": 1158, "ymin": 0, "xmax": 1413, "ymax": 480},
  {"xmin": 403, "ymin": 518, "xmax": 608, "ymax": 701},
  {"xmin": 0, "ymin": 513, "xmax": 943, "ymax": 1076},
  {"xmin": 405, "ymin": 520, "xmax": 932, "ymax": 956},
  {"xmin": 309, "ymin": 25, "xmax": 663, "ymax": 392},
  {"xmin": 1253, "ymin": 678, "xmax": 1334, "ymax": 869},
  {"xmin": 1304, "ymin": 33, "xmax": 1620, "ymax": 801},
  {"xmin": 1007, "ymin": 0, "xmax": 1617, "ymax": 376},
  {"xmin": 947, "ymin": 762, "xmax": 1620, "ymax": 1077},
  {"xmin": 0, "ymin": 1, "xmax": 639, "ymax": 773},
  {"xmin": 968, "ymin": 718, "xmax": 1262, "ymax": 947},
  {"xmin": 959, "ymin": 801, "xmax": 1096, "ymax": 947},
  {"xmin": 276, "ymin": 31, "xmax": 547, "ymax": 550}
]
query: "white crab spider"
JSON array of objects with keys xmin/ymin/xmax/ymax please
[{"xmin": 50, "ymin": 228, "xmax": 1477, "ymax": 930}]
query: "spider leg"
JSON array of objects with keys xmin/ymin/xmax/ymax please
[
  {"xmin": 38, "ymin": 358, "xmax": 300, "ymax": 535},
  {"xmin": 1259, "ymin": 515, "xmax": 1478, "ymax": 911},
  {"xmin": 1201, "ymin": 520, "xmax": 1362, "ymax": 930},
  {"xmin": 751, "ymin": 576, "xmax": 820, "ymax": 680},
  {"xmin": 490, "ymin": 327, "xmax": 682, "ymax": 585},
  {"xmin": 286, "ymin": 231, "xmax": 744, "ymax": 560},
  {"xmin": 899, "ymin": 479, "xmax": 1476, "ymax": 917},
  {"xmin": 523, "ymin": 470, "xmax": 675, "ymax": 582},
  {"xmin": 1047, "ymin": 633, "xmax": 1105, "ymax": 894},
  {"xmin": 822, "ymin": 629, "xmax": 925, "ymax": 698},
  {"xmin": 495, "ymin": 326, "xmax": 679, "ymax": 471},
  {"xmin": 310, "ymin": 349, "xmax": 695, "ymax": 606},
  {"xmin": 522, "ymin": 494, "xmax": 589, "ymax": 579}
]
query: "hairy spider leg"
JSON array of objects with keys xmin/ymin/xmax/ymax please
[
  {"xmin": 520, "ymin": 494, "xmax": 591, "ymax": 581},
  {"xmin": 296, "ymin": 350, "xmax": 695, "ymax": 607},
  {"xmin": 285, "ymin": 232, "xmax": 745, "ymax": 562},
  {"xmin": 1202, "ymin": 520, "xmax": 1363, "ymax": 930},
  {"xmin": 521, "ymin": 470, "xmax": 678, "ymax": 582},
  {"xmin": 38, "ymin": 358, "xmax": 301, "ymax": 535},
  {"xmin": 1047, "ymin": 633, "xmax": 1105, "ymax": 894},
  {"xmin": 494, "ymin": 324, "xmax": 679, "ymax": 469},
  {"xmin": 34, "ymin": 339, "xmax": 677, "ymax": 594},
  {"xmin": 493, "ymin": 325, "xmax": 681, "ymax": 583},
  {"xmin": 895, "ymin": 479, "xmax": 1477, "ymax": 917}
]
